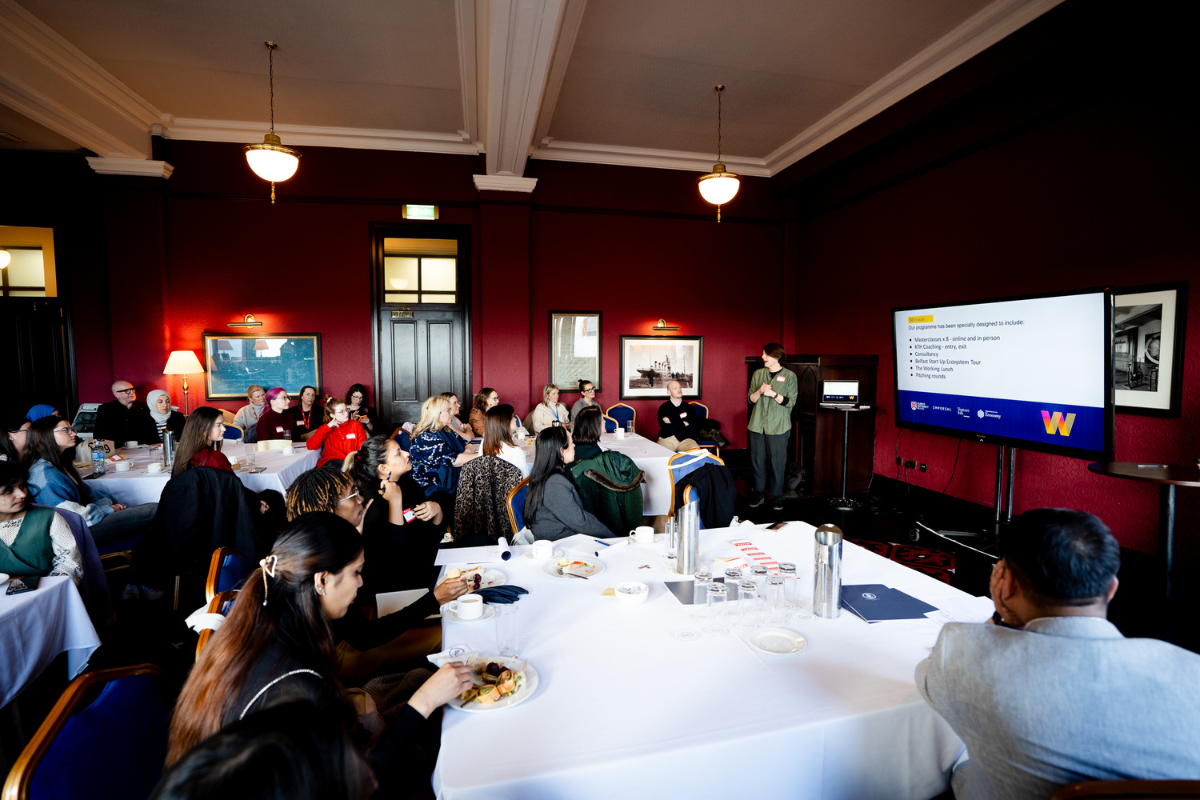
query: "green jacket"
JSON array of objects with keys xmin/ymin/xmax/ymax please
[
  {"xmin": 747, "ymin": 366, "xmax": 798, "ymax": 436},
  {"xmin": 569, "ymin": 446, "xmax": 644, "ymax": 535}
]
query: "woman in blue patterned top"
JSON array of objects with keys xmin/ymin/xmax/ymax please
[{"xmin": 408, "ymin": 396, "xmax": 478, "ymax": 495}]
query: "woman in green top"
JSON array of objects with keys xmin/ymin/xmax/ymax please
[
  {"xmin": 747, "ymin": 342, "xmax": 798, "ymax": 511},
  {"xmin": 0, "ymin": 461, "xmax": 83, "ymax": 586}
]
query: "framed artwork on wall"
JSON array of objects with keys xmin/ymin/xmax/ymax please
[
  {"xmin": 202, "ymin": 333, "xmax": 322, "ymax": 400},
  {"xmin": 619, "ymin": 335, "xmax": 703, "ymax": 399},
  {"xmin": 549, "ymin": 311, "xmax": 601, "ymax": 392},
  {"xmin": 1112, "ymin": 281, "xmax": 1187, "ymax": 417}
]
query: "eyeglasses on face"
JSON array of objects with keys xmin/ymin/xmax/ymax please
[
  {"xmin": 54, "ymin": 426, "xmax": 76, "ymax": 434},
  {"xmin": 115, "ymin": 388, "xmax": 135, "ymax": 394},
  {"xmin": 338, "ymin": 490, "xmax": 361, "ymax": 505}
]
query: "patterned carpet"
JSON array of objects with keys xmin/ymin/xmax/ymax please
[{"xmin": 847, "ymin": 539, "xmax": 956, "ymax": 584}]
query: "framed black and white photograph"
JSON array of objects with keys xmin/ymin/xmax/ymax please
[
  {"xmin": 619, "ymin": 335, "xmax": 703, "ymax": 399},
  {"xmin": 1113, "ymin": 281, "xmax": 1187, "ymax": 417},
  {"xmin": 202, "ymin": 333, "xmax": 322, "ymax": 400},
  {"xmin": 549, "ymin": 311, "xmax": 601, "ymax": 392}
]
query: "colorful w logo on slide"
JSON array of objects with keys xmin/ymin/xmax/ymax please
[{"xmin": 1041, "ymin": 410, "xmax": 1076, "ymax": 436}]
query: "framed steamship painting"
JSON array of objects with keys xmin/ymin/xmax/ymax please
[
  {"xmin": 202, "ymin": 333, "xmax": 322, "ymax": 400},
  {"xmin": 619, "ymin": 335, "xmax": 703, "ymax": 399}
]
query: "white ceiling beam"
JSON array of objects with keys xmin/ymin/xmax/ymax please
[
  {"xmin": 530, "ymin": 0, "xmax": 586, "ymax": 151},
  {"xmin": 155, "ymin": 117, "xmax": 479, "ymax": 156},
  {"xmin": 529, "ymin": 139, "xmax": 770, "ymax": 177},
  {"xmin": 454, "ymin": 0, "xmax": 481, "ymax": 148},
  {"xmin": 478, "ymin": 0, "xmax": 567, "ymax": 178},
  {"xmin": 0, "ymin": 0, "xmax": 159, "ymax": 161},
  {"xmin": 763, "ymin": 0, "xmax": 1067, "ymax": 175}
]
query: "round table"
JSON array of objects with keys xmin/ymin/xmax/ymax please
[{"xmin": 1087, "ymin": 462, "xmax": 1200, "ymax": 642}]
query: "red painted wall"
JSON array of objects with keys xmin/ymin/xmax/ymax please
[{"xmin": 792, "ymin": 91, "xmax": 1199, "ymax": 556}]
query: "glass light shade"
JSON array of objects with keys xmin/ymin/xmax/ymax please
[
  {"xmin": 698, "ymin": 164, "xmax": 740, "ymax": 205},
  {"xmin": 163, "ymin": 350, "xmax": 204, "ymax": 375},
  {"xmin": 0, "ymin": 249, "xmax": 10, "ymax": 269},
  {"xmin": 243, "ymin": 134, "xmax": 300, "ymax": 182}
]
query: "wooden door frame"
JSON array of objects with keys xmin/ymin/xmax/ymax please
[{"xmin": 369, "ymin": 222, "xmax": 473, "ymax": 431}]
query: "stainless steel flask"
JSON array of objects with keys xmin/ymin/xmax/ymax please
[
  {"xmin": 676, "ymin": 500, "xmax": 700, "ymax": 574},
  {"xmin": 813, "ymin": 524, "xmax": 843, "ymax": 619}
]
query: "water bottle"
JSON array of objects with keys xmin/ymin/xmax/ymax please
[{"xmin": 90, "ymin": 439, "xmax": 106, "ymax": 476}]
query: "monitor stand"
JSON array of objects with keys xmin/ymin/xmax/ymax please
[{"xmin": 828, "ymin": 407, "xmax": 868, "ymax": 510}]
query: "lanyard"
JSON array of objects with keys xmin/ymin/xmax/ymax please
[
  {"xmin": 301, "ymin": 409, "xmax": 311, "ymax": 429},
  {"xmin": 550, "ymin": 404, "xmax": 560, "ymax": 421}
]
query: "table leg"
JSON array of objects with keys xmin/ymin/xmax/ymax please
[{"xmin": 1159, "ymin": 483, "xmax": 1176, "ymax": 642}]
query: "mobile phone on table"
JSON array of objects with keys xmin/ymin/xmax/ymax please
[
  {"xmin": 7, "ymin": 576, "xmax": 40, "ymax": 595},
  {"xmin": 248, "ymin": 467, "xmax": 267, "ymax": 474},
  {"xmin": 767, "ymin": 521, "xmax": 788, "ymax": 531}
]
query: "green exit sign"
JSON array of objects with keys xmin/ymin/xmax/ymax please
[{"xmin": 403, "ymin": 205, "xmax": 438, "ymax": 220}]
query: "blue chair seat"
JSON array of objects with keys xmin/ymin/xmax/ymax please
[{"xmin": 506, "ymin": 478, "xmax": 529, "ymax": 535}]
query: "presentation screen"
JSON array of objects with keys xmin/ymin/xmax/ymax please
[{"xmin": 892, "ymin": 289, "xmax": 1113, "ymax": 460}]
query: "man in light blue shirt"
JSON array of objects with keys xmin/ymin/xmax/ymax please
[{"xmin": 917, "ymin": 509, "xmax": 1200, "ymax": 799}]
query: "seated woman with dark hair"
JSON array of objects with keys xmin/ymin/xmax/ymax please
[
  {"xmin": 165, "ymin": 513, "xmax": 473, "ymax": 796},
  {"xmin": 146, "ymin": 390, "xmax": 186, "ymax": 443},
  {"xmin": 172, "ymin": 407, "xmax": 234, "ymax": 476},
  {"xmin": 287, "ymin": 385, "xmax": 323, "ymax": 441},
  {"xmin": 0, "ymin": 460, "xmax": 83, "ymax": 587},
  {"xmin": 2, "ymin": 415, "xmax": 30, "ymax": 463},
  {"xmin": 484, "ymin": 403, "xmax": 526, "ymax": 475},
  {"xmin": 24, "ymin": 416, "xmax": 157, "ymax": 546},
  {"xmin": 257, "ymin": 388, "xmax": 295, "ymax": 442},
  {"xmin": 468, "ymin": 387, "xmax": 498, "ymax": 437},
  {"xmin": 153, "ymin": 702, "xmax": 375, "ymax": 800},
  {"xmin": 568, "ymin": 407, "xmax": 644, "ymax": 534},
  {"xmin": 285, "ymin": 467, "xmax": 467, "ymax": 680},
  {"xmin": 344, "ymin": 435, "xmax": 453, "ymax": 594},
  {"xmin": 409, "ymin": 396, "xmax": 476, "ymax": 495},
  {"xmin": 569, "ymin": 379, "xmax": 599, "ymax": 421},
  {"xmin": 524, "ymin": 426, "xmax": 615, "ymax": 541},
  {"xmin": 344, "ymin": 384, "xmax": 374, "ymax": 435}
]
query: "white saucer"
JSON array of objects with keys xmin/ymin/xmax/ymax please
[
  {"xmin": 747, "ymin": 627, "xmax": 807, "ymax": 655},
  {"xmin": 441, "ymin": 603, "xmax": 498, "ymax": 625},
  {"xmin": 525, "ymin": 548, "xmax": 563, "ymax": 560}
]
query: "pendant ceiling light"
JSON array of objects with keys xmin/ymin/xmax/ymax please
[
  {"xmin": 697, "ymin": 84, "xmax": 739, "ymax": 222},
  {"xmin": 243, "ymin": 41, "xmax": 300, "ymax": 204}
]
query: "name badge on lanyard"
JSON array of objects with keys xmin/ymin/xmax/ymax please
[
  {"xmin": 776, "ymin": 376, "xmax": 786, "ymax": 383},
  {"xmin": 346, "ymin": 433, "xmax": 357, "ymax": 440}
]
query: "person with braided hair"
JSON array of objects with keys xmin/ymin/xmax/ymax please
[
  {"xmin": 307, "ymin": 397, "xmax": 367, "ymax": 468},
  {"xmin": 167, "ymin": 512, "xmax": 473, "ymax": 796}
]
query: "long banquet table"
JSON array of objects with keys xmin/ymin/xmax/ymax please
[
  {"xmin": 77, "ymin": 445, "xmax": 319, "ymax": 506},
  {"xmin": 510, "ymin": 432, "xmax": 676, "ymax": 516},
  {"xmin": 432, "ymin": 522, "xmax": 994, "ymax": 799}
]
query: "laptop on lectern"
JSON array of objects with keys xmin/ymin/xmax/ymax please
[{"xmin": 820, "ymin": 380, "xmax": 860, "ymax": 409}]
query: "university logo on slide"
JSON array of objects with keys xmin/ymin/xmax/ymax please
[
  {"xmin": 911, "ymin": 401, "xmax": 917, "ymax": 410},
  {"xmin": 1041, "ymin": 410, "xmax": 1077, "ymax": 436}
]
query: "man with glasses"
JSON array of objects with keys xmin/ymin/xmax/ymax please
[{"xmin": 94, "ymin": 380, "xmax": 158, "ymax": 445}]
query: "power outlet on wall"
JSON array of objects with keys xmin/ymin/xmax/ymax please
[
  {"xmin": 919, "ymin": 463, "xmax": 927, "ymax": 473},
  {"xmin": 903, "ymin": 459, "xmax": 917, "ymax": 469}
]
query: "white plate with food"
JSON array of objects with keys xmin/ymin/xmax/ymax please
[
  {"xmin": 747, "ymin": 627, "xmax": 808, "ymax": 655},
  {"xmin": 541, "ymin": 557, "xmax": 605, "ymax": 579},
  {"xmin": 451, "ymin": 655, "xmax": 539, "ymax": 712},
  {"xmin": 437, "ymin": 566, "xmax": 506, "ymax": 592},
  {"xmin": 440, "ymin": 603, "xmax": 498, "ymax": 625}
]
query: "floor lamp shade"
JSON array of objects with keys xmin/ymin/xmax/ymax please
[{"xmin": 163, "ymin": 350, "xmax": 205, "ymax": 415}]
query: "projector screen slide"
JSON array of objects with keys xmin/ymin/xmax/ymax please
[{"xmin": 892, "ymin": 289, "xmax": 1112, "ymax": 460}]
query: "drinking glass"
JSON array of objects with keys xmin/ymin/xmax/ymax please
[
  {"xmin": 723, "ymin": 568, "xmax": 743, "ymax": 602},
  {"xmin": 751, "ymin": 565, "xmax": 769, "ymax": 596},
  {"xmin": 705, "ymin": 583, "xmax": 726, "ymax": 620},
  {"xmin": 625, "ymin": 420, "xmax": 634, "ymax": 436},
  {"xmin": 495, "ymin": 603, "xmax": 519, "ymax": 657},
  {"xmin": 692, "ymin": 568, "xmax": 712, "ymax": 605},
  {"xmin": 779, "ymin": 562, "xmax": 798, "ymax": 608},
  {"xmin": 737, "ymin": 581, "xmax": 760, "ymax": 630},
  {"xmin": 765, "ymin": 575, "xmax": 785, "ymax": 615},
  {"xmin": 243, "ymin": 444, "xmax": 257, "ymax": 469}
]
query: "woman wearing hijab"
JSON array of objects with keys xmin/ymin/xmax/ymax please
[
  {"xmin": 146, "ymin": 390, "xmax": 186, "ymax": 443},
  {"xmin": 26, "ymin": 404, "xmax": 60, "ymax": 423}
]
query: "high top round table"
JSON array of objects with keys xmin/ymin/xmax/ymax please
[{"xmin": 1087, "ymin": 462, "xmax": 1200, "ymax": 642}]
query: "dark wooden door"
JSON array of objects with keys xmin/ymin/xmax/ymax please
[
  {"xmin": 379, "ymin": 309, "xmax": 467, "ymax": 428},
  {"xmin": 2, "ymin": 297, "xmax": 75, "ymax": 424}
]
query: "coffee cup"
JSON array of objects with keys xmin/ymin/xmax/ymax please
[
  {"xmin": 147, "ymin": 462, "xmax": 163, "ymax": 474},
  {"xmin": 531, "ymin": 539, "xmax": 553, "ymax": 559},
  {"xmin": 282, "ymin": 443, "xmax": 294, "ymax": 455},
  {"xmin": 450, "ymin": 593, "xmax": 484, "ymax": 620},
  {"xmin": 630, "ymin": 525, "xmax": 655, "ymax": 545},
  {"xmin": 515, "ymin": 430, "xmax": 526, "ymax": 442},
  {"xmin": 228, "ymin": 455, "xmax": 239, "ymax": 466},
  {"xmin": 114, "ymin": 460, "xmax": 132, "ymax": 472},
  {"xmin": 614, "ymin": 428, "xmax": 625, "ymax": 439},
  {"xmin": 124, "ymin": 440, "xmax": 138, "ymax": 449}
]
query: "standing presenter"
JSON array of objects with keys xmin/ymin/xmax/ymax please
[{"xmin": 747, "ymin": 343, "xmax": 798, "ymax": 511}]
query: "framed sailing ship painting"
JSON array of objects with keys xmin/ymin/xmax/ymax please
[{"xmin": 619, "ymin": 335, "xmax": 703, "ymax": 399}]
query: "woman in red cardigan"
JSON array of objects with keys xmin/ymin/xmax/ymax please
[
  {"xmin": 307, "ymin": 397, "xmax": 367, "ymax": 468},
  {"xmin": 172, "ymin": 407, "xmax": 235, "ymax": 476}
]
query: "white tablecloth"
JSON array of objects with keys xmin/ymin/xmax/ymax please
[
  {"xmin": 80, "ymin": 446, "xmax": 320, "ymax": 506},
  {"xmin": 511, "ymin": 433, "xmax": 675, "ymax": 516},
  {"xmin": 432, "ymin": 523, "xmax": 995, "ymax": 800},
  {"xmin": 0, "ymin": 576, "xmax": 101, "ymax": 707}
]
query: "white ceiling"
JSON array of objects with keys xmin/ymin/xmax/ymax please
[{"xmin": 0, "ymin": 0, "xmax": 1065, "ymax": 179}]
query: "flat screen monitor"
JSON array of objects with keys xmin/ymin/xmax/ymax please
[
  {"xmin": 891, "ymin": 288, "xmax": 1113, "ymax": 461},
  {"xmin": 821, "ymin": 380, "xmax": 860, "ymax": 406}
]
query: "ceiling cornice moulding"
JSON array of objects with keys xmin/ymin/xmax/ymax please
[
  {"xmin": 86, "ymin": 157, "xmax": 174, "ymax": 178},
  {"xmin": 763, "ymin": 0, "xmax": 1067, "ymax": 175},
  {"xmin": 155, "ymin": 117, "xmax": 483, "ymax": 156},
  {"xmin": 529, "ymin": 138, "xmax": 770, "ymax": 178},
  {"xmin": 473, "ymin": 174, "xmax": 537, "ymax": 193}
]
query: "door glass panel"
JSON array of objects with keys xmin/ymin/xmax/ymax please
[
  {"xmin": 384, "ymin": 257, "xmax": 419, "ymax": 292},
  {"xmin": 421, "ymin": 258, "xmax": 456, "ymax": 291},
  {"xmin": 385, "ymin": 293, "xmax": 419, "ymax": 304},
  {"xmin": 9, "ymin": 290, "xmax": 46, "ymax": 297},
  {"xmin": 421, "ymin": 293, "xmax": 456, "ymax": 304},
  {"xmin": 7, "ymin": 248, "xmax": 45, "ymax": 288}
]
